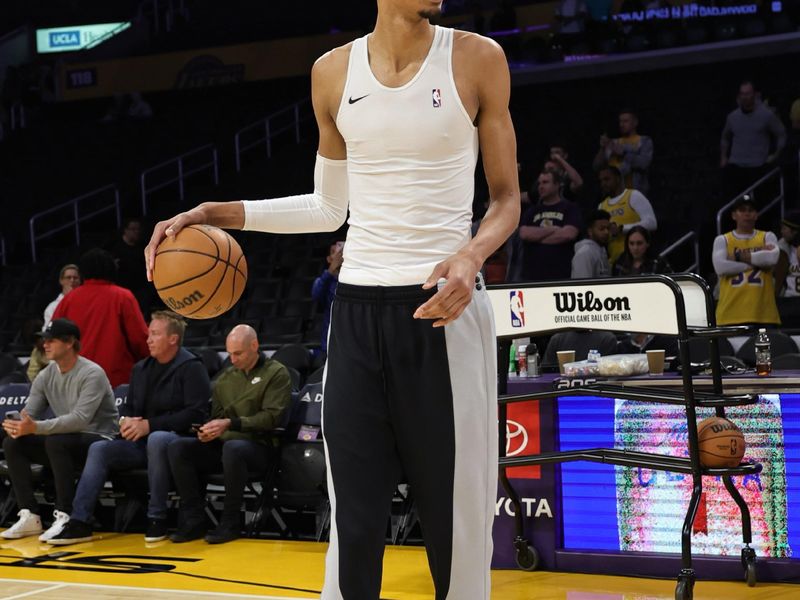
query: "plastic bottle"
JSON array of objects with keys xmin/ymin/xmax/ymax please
[
  {"xmin": 517, "ymin": 344, "xmax": 528, "ymax": 377},
  {"xmin": 755, "ymin": 328, "xmax": 771, "ymax": 377},
  {"xmin": 528, "ymin": 343, "xmax": 540, "ymax": 378},
  {"xmin": 587, "ymin": 349, "xmax": 600, "ymax": 363},
  {"xmin": 509, "ymin": 344, "xmax": 517, "ymax": 377}
]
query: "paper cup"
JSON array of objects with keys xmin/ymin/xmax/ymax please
[
  {"xmin": 646, "ymin": 349, "xmax": 665, "ymax": 375},
  {"xmin": 557, "ymin": 350, "xmax": 576, "ymax": 375}
]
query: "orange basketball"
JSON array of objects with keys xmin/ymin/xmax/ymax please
[
  {"xmin": 152, "ymin": 224, "xmax": 247, "ymax": 319},
  {"xmin": 697, "ymin": 417, "xmax": 745, "ymax": 469}
]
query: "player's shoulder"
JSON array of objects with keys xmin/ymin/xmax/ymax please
[
  {"xmin": 452, "ymin": 30, "xmax": 506, "ymax": 63},
  {"xmin": 312, "ymin": 42, "xmax": 354, "ymax": 84}
]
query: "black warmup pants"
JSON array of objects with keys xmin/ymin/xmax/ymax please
[
  {"xmin": 2, "ymin": 433, "xmax": 105, "ymax": 515},
  {"xmin": 320, "ymin": 281, "xmax": 497, "ymax": 600}
]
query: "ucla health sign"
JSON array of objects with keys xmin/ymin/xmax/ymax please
[{"xmin": 36, "ymin": 22, "xmax": 131, "ymax": 54}]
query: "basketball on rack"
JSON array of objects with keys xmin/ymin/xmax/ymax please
[
  {"xmin": 697, "ymin": 416, "xmax": 745, "ymax": 468},
  {"xmin": 152, "ymin": 224, "xmax": 248, "ymax": 319}
]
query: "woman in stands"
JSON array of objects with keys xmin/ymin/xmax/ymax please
[{"xmin": 612, "ymin": 225, "xmax": 672, "ymax": 276}]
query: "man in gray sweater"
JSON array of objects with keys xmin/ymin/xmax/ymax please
[
  {"xmin": 1, "ymin": 319, "xmax": 118, "ymax": 542},
  {"xmin": 571, "ymin": 209, "xmax": 612, "ymax": 279},
  {"xmin": 720, "ymin": 80, "xmax": 786, "ymax": 201}
]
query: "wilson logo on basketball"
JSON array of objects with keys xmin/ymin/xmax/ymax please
[
  {"xmin": 709, "ymin": 422, "xmax": 738, "ymax": 434},
  {"xmin": 165, "ymin": 290, "xmax": 205, "ymax": 310}
]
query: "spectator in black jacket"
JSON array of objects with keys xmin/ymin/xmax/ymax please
[
  {"xmin": 612, "ymin": 226, "xmax": 672, "ymax": 276},
  {"xmin": 47, "ymin": 311, "xmax": 210, "ymax": 546}
]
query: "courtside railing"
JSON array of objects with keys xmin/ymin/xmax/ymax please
[
  {"xmin": 716, "ymin": 167, "xmax": 784, "ymax": 236},
  {"xmin": 29, "ymin": 184, "xmax": 121, "ymax": 263},
  {"xmin": 234, "ymin": 98, "xmax": 312, "ymax": 171},
  {"xmin": 659, "ymin": 230, "xmax": 700, "ymax": 274},
  {"xmin": 140, "ymin": 143, "xmax": 219, "ymax": 215}
]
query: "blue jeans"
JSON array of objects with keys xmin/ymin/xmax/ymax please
[{"xmin": 71, "ymin": 431, "xmax": 180, "ymax": 523}]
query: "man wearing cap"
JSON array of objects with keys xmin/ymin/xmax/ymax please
[
  {"xmin": 713, "ymin": 196, "xmax": 781, "ymax": 326},
  {"xmin": 776, "ymin": 210, "xmax": 800, "ymax": 298},
  {"xmin": 1, "ymin": 319, "xmax": 118, "ymax": 542}
]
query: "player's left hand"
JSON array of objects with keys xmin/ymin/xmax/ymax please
[{"xmin": 414, "ymin": 252, "xmax": 481, "ymax": 327}]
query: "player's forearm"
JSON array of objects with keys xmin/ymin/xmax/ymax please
[
  {"xmin": 195, "ymin": 201, "xmax": 246, "ymax": 230},
  {"xmin": 465, "ymin": 191, "xmax": 520, "ymax": 268}
]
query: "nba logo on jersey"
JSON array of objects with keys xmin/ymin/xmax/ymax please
[
  {"xmin": 432, "ymin": 88, "xmax": 442, "ymax": 108},
  {"xmin": 510, "ymin": 291, "xmax": 525, "ymax": 328}
]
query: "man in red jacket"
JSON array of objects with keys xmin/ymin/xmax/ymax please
[{"xmin": 53, "ymin": 248, "xmax": 149, "ymax": 387}]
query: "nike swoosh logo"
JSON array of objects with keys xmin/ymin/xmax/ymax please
[{"xmin": 348, "ymin": 94, "xmax": 369, "ymax": 104}]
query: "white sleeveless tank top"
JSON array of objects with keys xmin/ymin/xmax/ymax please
[{"xmin": 335, "ymin": 26, "xmax": 479, "ymax": 286}]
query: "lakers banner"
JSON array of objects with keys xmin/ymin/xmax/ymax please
[
  {"xmin": 56, "ymin": 31, "xmax": 359, "ymax": 101},
  {"xmin": 487, "ymin": 278, "xmax": 684, "ymax": 338}
]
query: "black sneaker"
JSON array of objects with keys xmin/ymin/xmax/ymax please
[
  {"xmin": 169, "ymin": 519, "xmax": 207, "ymax": 543},
  {"xmin": 144, "ymin": 518, "xmax": 168, "ymax": 543},
  {"xmin": 47, "ymin": 519, "xmax": 93, "ymax": 545},
  {"xmin": 205, "ymin": 523, "xmax": 240, "ymax": 545}
]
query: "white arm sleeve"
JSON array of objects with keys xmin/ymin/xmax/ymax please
[
  {"xmin": 712, "ymin": 234, "xmax": 747, "ymax": 276},
  {"xmin": 242, "ymin": 154, "xmax": 348, "ymax": 233},
  {"xmin": 623, "ymin": 191, "xmax": 658, "ymax": 232},
  {"xmin": 750, "ymin": 231, "xmax": 780, "ymax": 268}
]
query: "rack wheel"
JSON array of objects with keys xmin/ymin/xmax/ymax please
[
  {"xmin": 675, "ymin": 570, "xmax": 694, "ymax": 600},
  {"xmin": 514, "ymin": 544, "xmax": 539, "ymax": 571},
  {"xmin": 741, "ymin": 547, "xmax": 756, "ymax": 587}
]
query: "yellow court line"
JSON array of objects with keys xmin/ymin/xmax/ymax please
[{"xmin": 0, "ymin": 577, "xmax": 316, "ymax": 600}]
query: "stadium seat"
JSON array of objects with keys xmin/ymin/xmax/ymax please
[
  {"xmin": 771, "ymin": 353, "xmax": 800, "ymax": 370},
  {"xmin": 271, "ymin": 343, "xmax": 311, "ymax": 380},
  {"xmin": 735, "ymin": 331, "xmax": 799, "ymax": 367},
  {"xmin": 686, "ymin": 337, "xmax": 735, "ymax": 363}
]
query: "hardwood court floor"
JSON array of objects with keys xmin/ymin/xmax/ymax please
[{"xmin": 0, "ymin": 533, "xmax": 797, "ymax": 599}]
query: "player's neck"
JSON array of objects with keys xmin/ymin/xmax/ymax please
[{"xmin": 372, "ymin": 13, "xmax": 435, "ymax": 72}]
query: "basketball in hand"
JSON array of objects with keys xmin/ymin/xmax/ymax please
[
  {"xmin": 152, "ymin": 224, "xmax": 247, "ymax": 319},
  {"xmin": 697, "ymin": 417, "xmax": 745, "ymax": 469}
]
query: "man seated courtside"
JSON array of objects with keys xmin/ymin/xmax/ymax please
[
  {"xmin": 1, "ymin": 319, "xmax": 118, "ymax": 542},
  {"xmin": 168, "ymin": 324, "xmax": 292, "ymax": 544},
  {"xmin": 48, "ymin": 310, "xmax": 210, "ymax": 545}
]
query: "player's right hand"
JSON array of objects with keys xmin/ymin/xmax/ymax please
[{"xmin": 145, "ymin": 207, "xmax": 206, "ymax": 281}]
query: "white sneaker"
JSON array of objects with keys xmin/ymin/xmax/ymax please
[
  {"xmin": 1, "ymin": 509, "xmax": 43, "ymax": 539},
  {"xmin": 38, "ymin": 510, "xmax": 70, "ymax": 542}
]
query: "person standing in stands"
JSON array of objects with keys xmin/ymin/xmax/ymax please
[
  {"xmin": 1, "ymin": 319, "xmax": 118, "ymax": 542},
  {"xmin": 145, "ymin": 1, "xmax": 520, "ymax": 597},
  {"xmin": 775, "ymin": 209, "xmax": 800, "ymax": 297},
  {"xmin": 713, "ymin": 196, "xmax": 780, "ymax": 326},
  {"xmin": 168, "ymin": 324, "xmax": 291, "ymax": 544},
  {"xmin": 53, "ymin": 248, "xmax": 149, "ymax": 387},
  {"xmin": 597, "ymin": 165, "xmax": 657, "ymax": 265},
  {"xmin": 593, "ymin": 108, "xmax": 653, "ymax": 193},
  {"xmin": 108, "ymin": 217, "xmax": 151, "ymax": 313},
  {"xmin": 518, "ymin": 169, "xmax": 580, "ymax": 281},
  {"xmin": 42, "ymin": 264, "xmax": 80, "ymax": 329},
  {"xmin": 720, "ymin": 80, "xmax": 786, "ymax": 201},
  {"xmin": 48, "ymin": 311, "xmax": 209, "ymax": 545},
  {"xmin": 311, "ymin": 241, "xmax": 344, "ymax": 353}
]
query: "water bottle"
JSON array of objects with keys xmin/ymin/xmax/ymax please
[
  {"xmin": 509, "ymin": 344, "xmax": 517, "ymax": 377},
  {"xmin": 587, "ymin": 349, "xmax": 600, "ymax": 363},
  {"xmin": 755, "ymin": 328, "xmax": 771, "ymax": 377},
  {"xmin": 517, "ymin": 344, "xmax": 528, "ymax": 377},
  {"xmin": 528, "ymin": 343, "xmax": 540, "ymax": 378}
]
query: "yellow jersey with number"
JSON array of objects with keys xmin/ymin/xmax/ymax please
[
  {"xmin": 716, "ymin": 230, "xmax": 781, "ymax": 325},
  {"xmin": 599, "ymin": 189, "xmax": 640, "ymax": 264}
]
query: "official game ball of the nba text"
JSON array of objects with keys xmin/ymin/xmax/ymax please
[
  {"xmin": 697, "ymin": 416, "xmax": 745, "ymax": 469},
  {"xmin": 152, "ymin": 224, "xmax": 248, "ymax": 319}
]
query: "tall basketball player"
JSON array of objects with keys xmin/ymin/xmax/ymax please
[{"xmin": 146, "ymin": 1, "xmax": 520, "ymax": 597}]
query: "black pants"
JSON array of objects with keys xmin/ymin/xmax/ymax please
[
  {"xmin": 2, "ymin": 433, "xmax": 105, "ymax": 515},
  {"xmin": 320, "ymin": 281, "xmax": 497, "ymax": 600},
  {"xmin": 167, "ymin": 437, "xmax": 273, "ymax": 524}
]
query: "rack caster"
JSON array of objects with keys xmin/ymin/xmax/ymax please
[
  {"xmin": 741, "ymin": 547, "xmax": 756, "ymax": 587},
  {"xmin": 674, "ymin": 569, "xmax": 695, "ymax": 600},
  {"xmin": 513, "ymin": 538, "xmax": 539, "ymax": 571}
]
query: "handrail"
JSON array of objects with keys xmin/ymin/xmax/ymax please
[
  {"xmin": 715, "ymin": 167, "xmax": 784, "ymax": 236},
  {"xmin": 234, "ymin": 98, "xmax": 312, "ymax": 172},
  {"xmin": 140, "ymin": 143, "xmax": 219, "ymax": 215},
  {"xmin": 28, "ymin": 184, "xmax": 121, "ymax": 263},
  {"xmin": 658, "ymin": 231, "xmax": 699, "ymax": 273}
]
